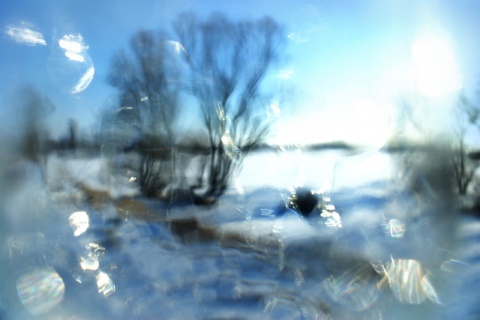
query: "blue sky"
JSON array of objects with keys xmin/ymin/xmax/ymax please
[{"xmin": 2, "ymin": 0, "xmax": 480, "ymax": 146}]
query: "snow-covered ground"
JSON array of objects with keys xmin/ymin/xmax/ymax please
[{"xmin": 1, "ymin": 149, "xmax": 479, "ymax": 319}]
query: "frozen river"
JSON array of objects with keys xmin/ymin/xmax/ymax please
[{"xmin": 1, "ymin": 148, "xmax": 479, "ymax": 319}]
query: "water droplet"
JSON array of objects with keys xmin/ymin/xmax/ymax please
[{"xmin": 16, "ymin": 267, "xmax": 65, "ymax": 315}]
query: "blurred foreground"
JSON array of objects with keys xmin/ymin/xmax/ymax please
[{"xmin": 0, "ymin": 147, "xmax": 479, "ymax": 319}]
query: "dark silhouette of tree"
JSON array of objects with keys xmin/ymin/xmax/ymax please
[
  {"xmin": 174, "ymin": 13, "xmax": 284, "ymax": 199},
  {"xmin": 105, "ymin": 29, "xmax": 184, "ymax": 197},
  {"xmin": 68, "ymin": 119, "xmax": 78, "ymax": 150},
  {"xmin": 450, "ymin": 94, "xmax": 476, "ymax": 195},
  {"xmin": 14, "ymin": 86, "xmax": 54, "ymax": 164}
]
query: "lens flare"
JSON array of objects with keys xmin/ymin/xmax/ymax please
[
  {"xmin": 382, "ymin": 218, "xmax": 405, "ymax": 238},
  {"xmin": 16, "ymin": 267, "xmax": 65, "ymax": 315},
  {"xmin": 411, "ymin": 35, "xmax": 462, "ymax": 97},
  {"xmin": 379, "ymin": 259, "xmax": 440, "ymax": 304}
]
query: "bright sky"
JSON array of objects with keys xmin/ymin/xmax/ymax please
[{"xmin": 1, "ymin": 0, "xmax": 480, "ymax": 147}]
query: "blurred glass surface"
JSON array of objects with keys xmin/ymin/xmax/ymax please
[{"xmin": 1, "ymin": 1, "xmax": 480, "ymax": 319}]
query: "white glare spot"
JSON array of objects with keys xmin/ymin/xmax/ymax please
[
  {"xmin": 216, "ymin": 104, "xmax": 227, "ymax": 121},
  {"xmin": 287, "ymin": 32, "xmax": 309, "ymax": 43},
  {"xmin": 65, "ymin": 51, "xmax": 85, "ymax": 63},
  {"xmin": 81, "ymin": 243, "xmax": 105, "ymax": 270},
  {"xmin": 69, "ymin": 211, "xmax": 90, "ymax": 236},
  {"xmin": 421, "ymin": 274, "xmax": 441, "ymax": 304},
  {"xmin": 71, "ymin": 66, "xmax": 95, "ymax": 94},
  {"xmin": 320, "ymin": 210, "xmax": 342, "ymax": 228},
  {"xmin": 115, "ymin": 106, "xmax": 134, "ymax": 113},
  {"xmin": 5, "ymin": 25, "xmax": 46, "ymax": 46},
  {"xmin": 128, "ymin": 177, "xmax": 137, "ymax": 183},
  {"xmin": 234, "ymin": 180, "xmax": 245, "ymax": 196},
  {"xmin": 80, "ymin": 256, "xmax": 99, "ymax": 271},
  {"xmin": 140, "ymin": 96, "xmax": 148, "ymax": 101},
  {"xmin": 221, "ymin": 131, "xmax": 241, "ymax": 162},
  {"xmin": 382, "ymin": 218, "xmax": 406, "ymax": 238},
  {"xmin": 16, "ymin": 267, "xmax": 65, "ymax": 315},
  {"xmin": 59, "ymin": 34, "xmax": 86, "ymax": 53},
  {"xmin": 325, "ymin": 204, "xmax": 335, "ymax": 211},
  {"xmin": 267, "ymin": 101, "xmax": 281, "ymax": 118},
  {"xmin": 382, "ymin": 259, "xmax": 439, "ymax": 304},
  {"xmin": 278, "ymin": 70, "xmax": 294, "ymax": 80},
  {"xmin": 411, "ymin": 35, "xmax": 462, "ymax": 97},
  {"xmin": 96, "ymin": 271, "xmax": 115, "ymax": 297},
  {"xmin": 166, "ymin": 40, "xmax": 185, "ymax": 54},
  {"xmin": 48, "ymin": 33, "xmax": 94, "ymax": 93}
]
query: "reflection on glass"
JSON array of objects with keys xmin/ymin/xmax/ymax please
[
  {"xmin": 221, "ymin": 131, "xmax": 241, "ymax": 162},
  {"xmin": 382, "ymin": 218, "xmax": 405, "ymax": 238},
  {"xmin": 166, "ymin": 40, "xmax": 185, "ymax": 55},
  {"xmin": 96, "ymin": 271, "xmax": 115, "ymax": 297},
  {"xmin": 16, "ymin": 267, "xmax": 65, "ymax": 315},
  {"xmin": 72, "ymin": 66, "xmax": 95, "ymax": 94},
  {"xmin": 69, "ymin": 211, "xmax": 90, "ymax": 236},
  {"xmin": 266, "ymin": 100, "xmax": 281, "ymax": 118},
  {"xmin": 323, "ymin": 263, "xmax": 379, "ymax": 311},
  {"xmin": 381, "ymin": 259, "xmax": 440, "ymax": 304},
  {"xmin": 318, "ymin": 194, "xmax": 342, "ymax": 228},
  {"xmin": 2, "ymin": 1, "xmax": 476, "ymax": 318},
  {"xmin": 80, "ymin": 256, "xmax": 99, "ymax": 271},
  {"xmin": 59, "ymin": 34, "xmax": 86, "ymax": 61},
  {"xmin": 440, "ymin": 259, "xmax": 469, "ymax": 274},
  {"xmin": 80, "ymin": 243, "xmax": 105, "ymax": 271},
  {"xmin": 5, "ymin": 24, "xmax": 46, "ymax": 46},
  {"xmin": 47, "ymin": 33, "xmax": 94, "ymax": 94}
]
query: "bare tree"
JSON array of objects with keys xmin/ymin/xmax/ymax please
[
  {"xmin": 14, "ymin": 86, "xmax": 54, "ymax": 165},
  {"xmin": 105, "ymin": 29, "xmax": 183, "ymax": 197},
  {"xmin": 450, "ymin": 94, "xmax": 476, "ymax": 195},
  {"xmin": 174, "ymin": 13, "xmax": 284, "ymax": 199}
]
